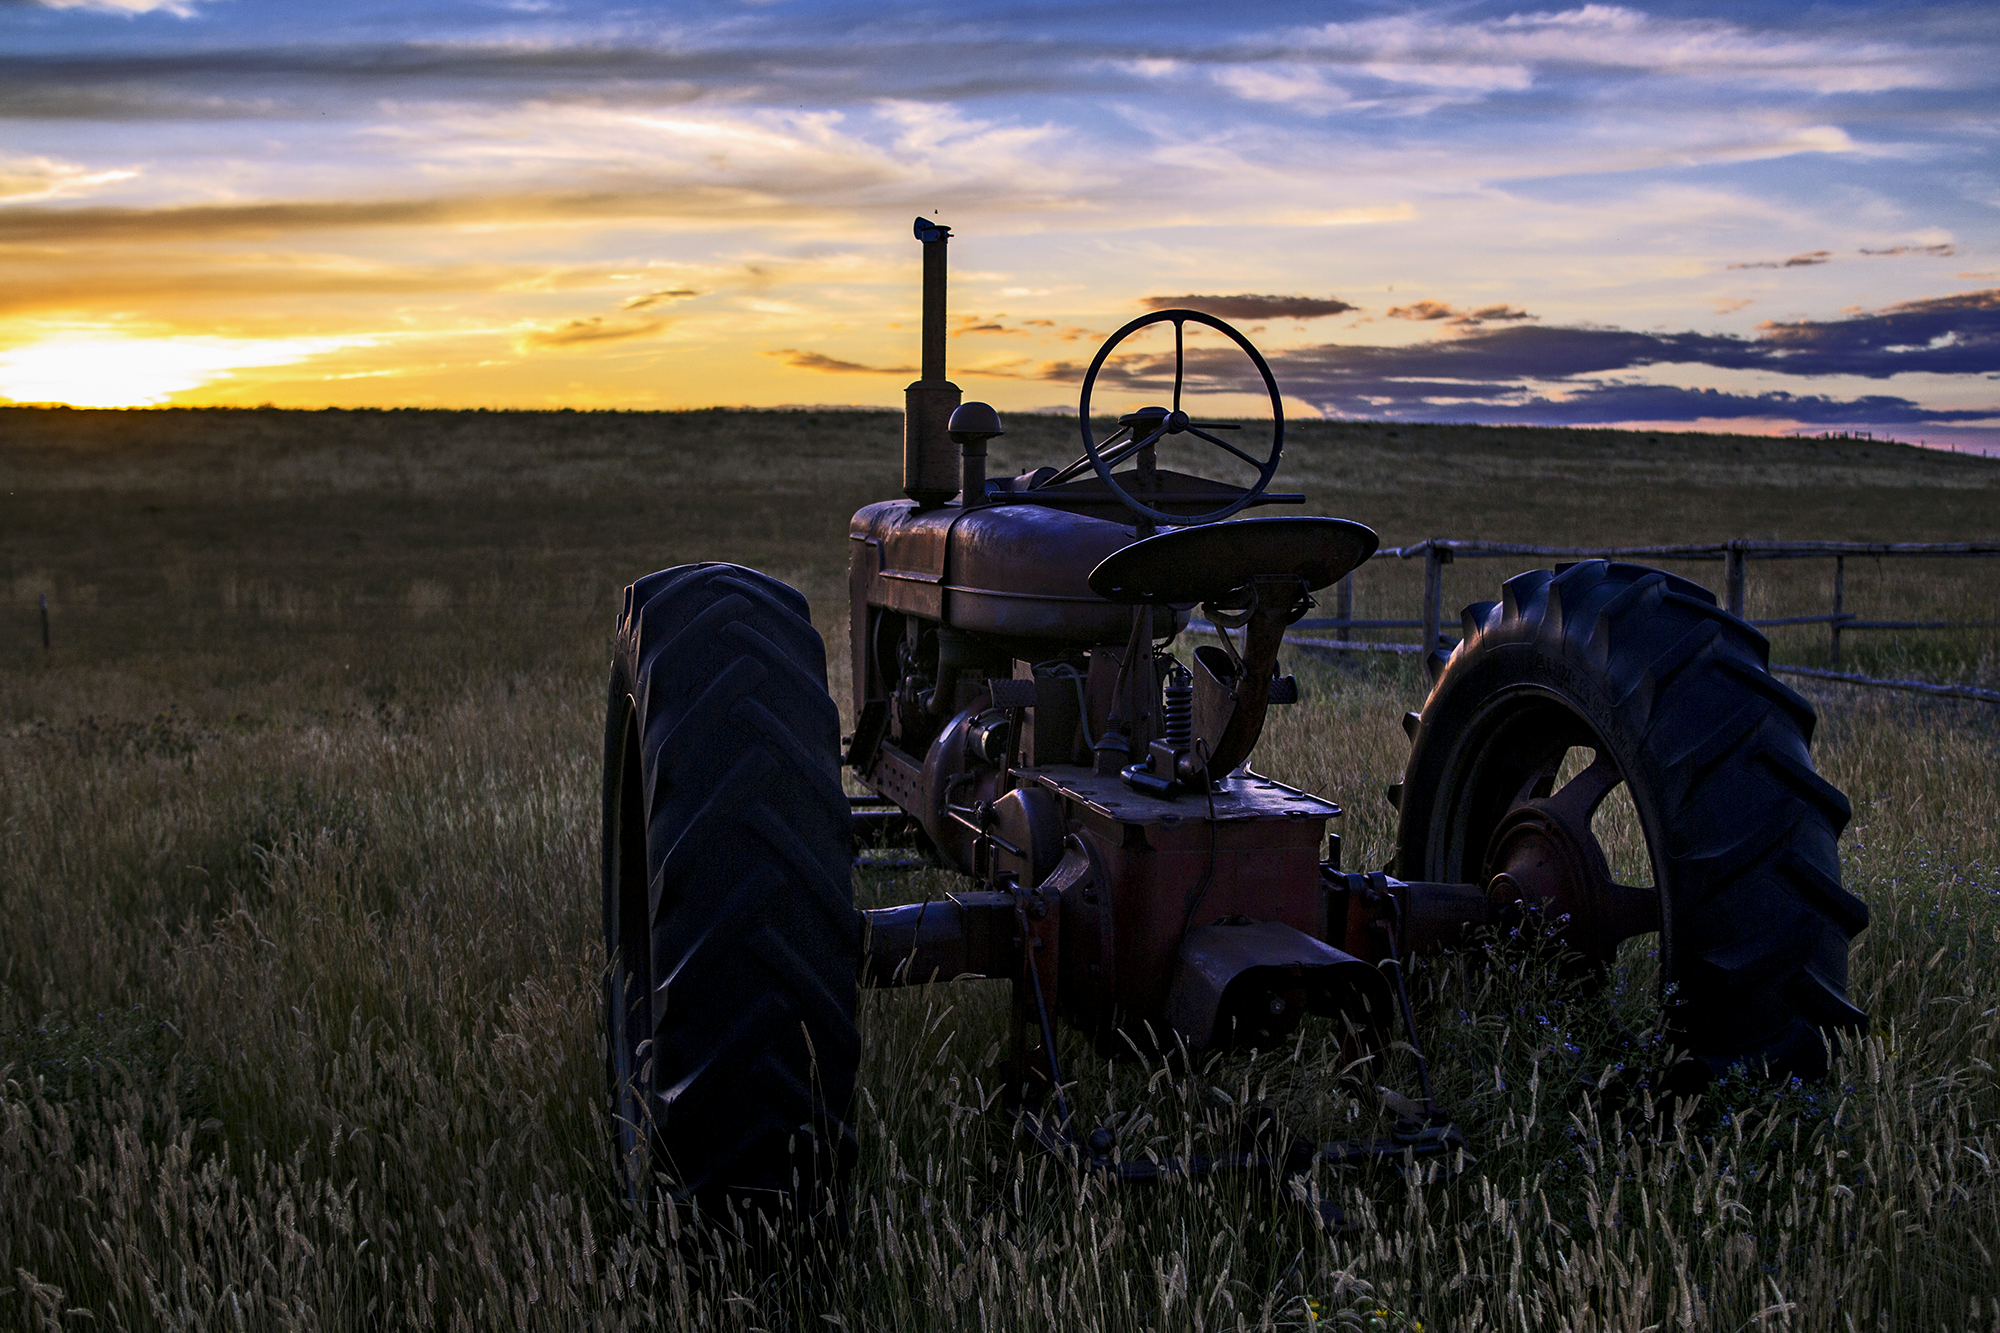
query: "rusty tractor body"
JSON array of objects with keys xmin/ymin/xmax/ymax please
[{"xmin": 599, "ymin": 218, "xmax": 1870, "ymax": 1225}]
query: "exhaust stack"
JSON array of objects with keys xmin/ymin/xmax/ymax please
[{"xmin": 904, "ymin": 217, "xmax": 963, "ymax": 507}]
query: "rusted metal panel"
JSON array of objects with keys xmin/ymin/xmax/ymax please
[
  {"xmin": 859, "ymin": 740, "xmax": 924, "ymax": 816},
  {"xmin": 1023, "ymin": 767, "xmax": 1338, "ymax": 825},
  {"xmin": 1025, "ymin": 765, "xmax": 1340, "ymax": 1039},
  {"xmin": 849, "ymin": 500, "xmax": 953, "ymax": 620},
  {"xmin": 1164, "ymin": 919, "xmax": 1391, "ymax": 1049},
  {"xmin": 850, "ymin": 495, "xmax": 1195, "ymax": 644},
  {"xmin": 944, "ymin": 504, "xmax": 1142, "ymax": 641}
]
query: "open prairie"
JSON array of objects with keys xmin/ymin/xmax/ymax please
[{"xmin": 3, "ymin": 406, "xmax": 1999, "ymax": 1331}]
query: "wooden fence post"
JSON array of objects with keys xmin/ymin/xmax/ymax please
[
  {"xmin": 1422, "ymin": 543, "xmax": 1451, "ymax": 652},
  {"xmin": 1336, "ymin": 571, "xmax": 1353, "ymax": 636},
  {"xmin": 1724, "ymin": 543, "xmax": 1746, "ymax": 619},
  {"xmin": 39, "ymin": 593, "xmax": 49, "ymax": 651},
  {"xmin": 1831, "ymin": 555, "xmax": 1845, "ymax": 667}
]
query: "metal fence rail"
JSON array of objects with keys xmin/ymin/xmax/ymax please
[{"xmin": 1202, "ymin": 537, "xmax": 2000, "ymax": 706}]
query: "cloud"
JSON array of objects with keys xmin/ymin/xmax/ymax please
[
  {"xmin": 1252, "ymin": 290, "xmax": 2000, "ymax": 425},
  {"xmin": 1382, "ymin": 298, "xmax": 1535, "ymax": 326},
  {"xmin": 1357, "ymin": 382, "xmax": 1995, "ymax": 428},
  {"xmin": 0, "ymin": 5, "xmax": 1959, "ymax": 130},
  {"xmin": 1211, "ymin": 65, "xmax": 1355, "ymax": 116},
  {"xmin": 1752, "ymin": 289, "xmax": 2000, "ymax": 375},
  {"xmin": 518, "ymin": 316, "xmax": 664, "ymax": 350},
  {"xmin": 773, "ymin": 347, "xmax": 1082, "ymax": 381},
  {"xmin": 620, "ymin": 286, "xmax": 701, "ymax": 311},
  {"xmin": 0, "ymin": 257, "xmax": 617, "ymax": 316},
  {"xmin": 1280, "ymin": 7, "xmax": 1957, "ymax": 96},
  {"xmin": 1861, "ymin": 243, "xmax": 1957, "ymax": 258},
  {"xmin": 1728, "ymin": 250, "xmax": 1832, "ymax": 270},
  {"xmin": 1140, "ymin": 294, "xmax": 1358, "ymax": 320},
  {"xmin": 1459, "ymin": 304, "xmax": 1534, "ymax": 325},
  {"xmin": 1387, "ymin": 299, "xmax": 1458, "ymax": 321},
  {"xmin": 770, "ymin": 349, "xmax": 915, "ymax": 375},
  {"xmin": 31, "ymin": 0, "xmax": 202, "ymax": 15},
  {"xmin": 1416, "ymin": 289, "xmax": 1995, "ymax": 381},
  {"xmin": 0, "ymin": 152, "xmax": 137, "ymax": 203},
  {"xmin": 0, "ymin": 186, "xmax": 814, "ymax": 244}
]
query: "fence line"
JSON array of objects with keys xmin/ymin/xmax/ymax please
[
  {"xmin": 1766, "ymin": 664, "xmax": 2000, "ymax": 705},
  {"xmin": 1199, "ymin": 536, "xmax": 2000, "ymax": 707},
  {"xmin": 1381, "ymin": 538, "xmax": 2000, "ymax": 669}
]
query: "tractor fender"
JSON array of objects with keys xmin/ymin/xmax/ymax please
[{"xmin": 1165, "ymin": 918, "xmax": 1393, "ymax": 1050}]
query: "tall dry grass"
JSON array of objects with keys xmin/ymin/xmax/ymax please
[{"xmin": 2, "ymin": 407, "xmax": 1997, "ymax": 1330}]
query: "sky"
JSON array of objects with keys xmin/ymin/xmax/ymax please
[{"xmin": 1, "ymin": 0, "xmax": 1996, "ymax": 446}]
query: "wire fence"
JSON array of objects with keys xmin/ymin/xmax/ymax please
[{"xmin": 1205, "ymin": 539, "xmax": 2000, "ymax": 706}]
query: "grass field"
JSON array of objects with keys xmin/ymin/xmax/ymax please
[{"xmin": 3, "ymin": 406, "xmax": 1998, "ymax": 1331}]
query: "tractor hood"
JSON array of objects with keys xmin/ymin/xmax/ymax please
[{"xmin": 849, "ymin": 498, "xmax": 1190, "ymax": 643}]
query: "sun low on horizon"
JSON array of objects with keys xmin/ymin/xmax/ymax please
[{"xmin": 1, "ymin": 0, "xmax": 1996, "ymax": 447}]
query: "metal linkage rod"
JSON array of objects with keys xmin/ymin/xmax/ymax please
[{"xmin": 1380, "ymin": 538, "xmax": 2000, "ymax": 561}]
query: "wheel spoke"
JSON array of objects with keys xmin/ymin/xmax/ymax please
[
  {"xmin": 1601, "ymin": 881, "xmax": 1663, "ymax": 943},
  {"xmin": 1173, "ymin": 318, "xmax": 1184, "ymax": 414},
  {"xmin": 1544, "ymin": 752, "xmax": 1622, "ymax": 826},
  {"xmin": 1512, "ymin": 757, "xmax": 1564, "ymax": 807},
  {"xmin": 1186, "ymin": 421, "xmax": 1240, "ymax": 430},
  {"xmin": 1187, "ymin": 426, "xmax": 1263, "ymax": 468}
]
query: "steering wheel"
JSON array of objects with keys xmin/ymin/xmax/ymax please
[{"xmin": 1055, "ymin": 308, "xmax": 1286, "ymax": 527}]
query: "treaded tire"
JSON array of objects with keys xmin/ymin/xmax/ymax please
[
  {"xmin": 1394, "ymin": 560, "xmax": 1868, "ymax": 1081},
  {"xmin": 602, "ymin": 562, "xmax": 859, "ymax": 1221}
]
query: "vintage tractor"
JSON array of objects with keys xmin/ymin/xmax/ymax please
[{"xmin": 599, "ymin": 220, "xmax": 1869, "ymax": 1223}]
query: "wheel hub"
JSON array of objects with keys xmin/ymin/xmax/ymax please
[{"xmin": 1483, "ymin": 796, "xmax": 1662, "ymax": 967}]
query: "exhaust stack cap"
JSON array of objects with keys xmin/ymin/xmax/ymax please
[{"xmin": 914, "ymin": 216, "xmax": 952, "ymax": 243}]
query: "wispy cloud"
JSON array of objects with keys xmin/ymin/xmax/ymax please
[
  {"xmin": 0, "ymin": 152, "xmax": 137, "ymax": 203},
  {"xmin": 1353, "ymin": 382, "xmax": 1994, "ymax": 428},
  {"xmin": 1383, "ymin": 300, "xmax": 1536, "ymax": 327},
  {"xmin": 0, "ymin": 187, "xmax": 826, "ymax": 243},
  {"xmin": 1729, "ymin": 250, "xmax": 1832, "ymax": 270},
  {"xmin": 769, "ymin": 349, "xmax": 914, "ymax": 375},
  {"xmin": 1729, "ymin": 243, "xmax": 1961, "ymax": 271},
  {"xmin": 1276, "ymin": 6, "xmax": 1963, "ymax": 96},
  {"xmin": 1861, "ymin": 243, "xmax": 1957, "ymax": 258},
  {"xmin": 517, "ymin": 316, "xmax": 664, "ymax": 350},
  {"xmin": 31, "ymin": 0, "xmax": 203, "ymax": 16},
  {"xmin": 620, "ymin": 286, "xmax": 701, "ymax": 311},
  {"xmin": 1140, "ymin": 294, "xmax": 1358, "ymax": 320}
]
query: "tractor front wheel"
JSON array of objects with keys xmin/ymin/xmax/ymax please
[
  {"xmin": 601, "ymin": 563, "xmax": 859, "ymax": 1223},
  {"xmin": 1394, "ymin": 560, "xmax": 1868, "ymax": 1081}
]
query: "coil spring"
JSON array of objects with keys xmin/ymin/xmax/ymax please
[{"xmin": 1162, "ymin": 663, "xmax": 1193, "ymax": 749}]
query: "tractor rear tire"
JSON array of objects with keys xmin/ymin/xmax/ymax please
[
  {"xmin": 1394, "ymin": 560, "xmax": 1867, "ymax": 1081},
  {"xmin": 602, "ymin": 562, "xmax": 859, "ymax": 1223}
]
